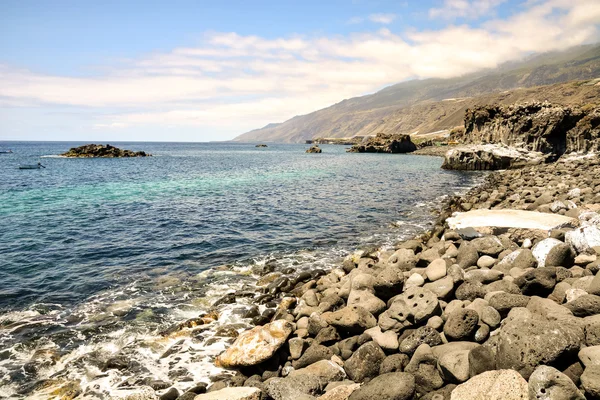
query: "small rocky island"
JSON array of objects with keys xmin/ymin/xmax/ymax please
[
  {"xmin": 306, "ymin": 145, "xmax": 322, "ymax": 153},
  {"xmin": 348, "ymin": 133, "xmax": 417, "ymax": 153},
  {"xmin": 61, "ymin": 144, "xmax": 151, "ymax": 158},
  {"xmin": 256, "ymin": 144, "xmax": 268, "ymax": 148}
]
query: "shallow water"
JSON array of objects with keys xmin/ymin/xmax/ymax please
[{"xmin": 0, "ymin": 141, "xmax": 480, "ymax": 398}]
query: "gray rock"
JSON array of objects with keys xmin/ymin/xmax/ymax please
[
  {"xmin": 545, "ymin": 243, "xmax": 575, "ymax": 268},
  {"xmin": 387, "ymin": 249, "xmax": 417, "ymax": 271},
  {"xmin": 468, "ymin": 345, "xmax": 496, "ymax": 377},
  {"xmin": 423, "ymin": 276, "xmax": 455, "ymax": 300},
  {"xmin": 481, "ymin": 306, "xmax": 501, "ymax": 328},
  {"xmin": 347, "ymin": 289, "xmax": 386, "ymax": 316},
  {"xmin": 457, "ymin": 242, "xmax": 479, "ymax": 269},
  {"xmin": 533, "ymin": 238, "xmax": 567, "ymax": 268},
  {"xmin": 564, "ymin": 294, "xmax": 600, "ymax": 317},
  {"xmin": 579, "ymin": 345, "xmax": 600, "ymax": 367},
  {"xmin": 399, "ymin": 326, "xmax": 442, "ymax": 355},
  {"xmin": 364, "ymin": 326, "xmax": 399, "ymax": 352},
  {"xmin": 512, "ymin": 248, "xmax": 538, "ymax": 269},
  {"xmin": 528, "ymin": 365, "xmax": 585, "ymax": 400},
  {"xmin": 426, "ymin": 259, "xmax": 447, "ymax": 281},
  {"xmin": 588, "ymin": 272, "xmax": 600, "ymax": 296},
  {"xmin": 288, "ymin": 360, "xmax": 346, "ymax": 386},
  {"xmin": 444, "ymin": 309, "xmax": 479, "ymax": 341},
  {"xmin": 488, "ymin": 293, "xmax": 530, "ymax": 316},
  {"xmin": 566, "ymin": 226, "xmax": 600, "ymax": 253},
  {"xmin": 584, "ymin": 315, "xmax": 600, "ymax": 346},
  {"xmin": 343, "ymin": 342, "xmax": 386, "ymax": 383},
  {"xmin": 455, "ymin": 282, "xmax": 486, "ymax": 301},
  {"xmin": 289, "ymin": 338, "xmax": 307, "ymax": 360},
  {"xmin": 379, "ymin": 287, "xmax": 440, "ymax": 333},
  {"xmin": 471, "ymin": 236, "xmax": 504, "ymax": 256},
  {"xmin": 348, "ymin": 372, "xmax": 415, "ymax": 400},
  {"xmin": 450, "ymin": 369, "xmax": 529, "ymax": 400},
  {"xmin": 379, "ymin": 353, "xmax": 409, "ymax": 374},
  {"xmin": 292, "ymin": 345, "xmax": 333, "ymax": 369},
  {"xmin": 314, "ymin": 326, "xmax": 340, "ymax": 346},
  {"xmin": 266, "ymin": 374, "xmax": 322, "ymax": 400},
  {"xmin": 496, "ymin": 313, "xmax": 584, "ymax": 379}
]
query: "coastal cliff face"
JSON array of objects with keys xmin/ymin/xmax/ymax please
[
  {"xmin": 443, "ymin": 102, "xmax": 600, "ymax": 170},
  {"xmin": 348, "ymin": 133, "xmax": 417, "ymax": 153},
  {"xmin": 455, "ymin": 102, "xmax": 600, "ymax": 156}
]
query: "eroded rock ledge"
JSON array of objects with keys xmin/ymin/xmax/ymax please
[{"xmin": 61, "ymin": 144, "xmax": 151, "ymax": 158}]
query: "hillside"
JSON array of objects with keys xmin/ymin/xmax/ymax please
[{"xmin": 234, "ymin": 44, "xmax": 600, "ymax": 143}]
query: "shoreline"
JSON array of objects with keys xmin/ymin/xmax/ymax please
[{"xmin": 186, "ymin": 155, "xmax": 600, "ymax": 399}]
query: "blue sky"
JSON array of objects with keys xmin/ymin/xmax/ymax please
[{"xmin": 1, "ymin": 0, "xmax": 599, "ymax": 142}]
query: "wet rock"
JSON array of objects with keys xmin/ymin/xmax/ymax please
[
  {"xmin": 159, "ymin": 388, "xmax": 179, "ymax": 400},
  {"xmin": 324, "ymin": 306, "xmax": 377, "ymax": 335},
  {"xmin": 444, "ymin": 309, "xmax": 479, "ymax": 341},
  {"xmin": 528, "ymin": 365, "xmax": 585, "ymax": 400},
  {"xmin": 343, "ymin": 342, "xmax": 386, "ymax": 382},
  {"xmin": 348, "ymin": 372, "xmax": 415, "ymax": 400},
  {"xmin": 216, "ymin": 320, "xmax": 293, "ymax": 368},
  {"xmin": 450, "ymin": 369, "xmax": 528, "ymax": 400}
]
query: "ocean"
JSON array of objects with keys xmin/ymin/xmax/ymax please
[{"xmin": 0, "ymin": 141, "xmax": 479, "ymax": 398}]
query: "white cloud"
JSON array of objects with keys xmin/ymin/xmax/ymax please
[
  {"xmin": 369, "ymin": 13, "xmax": 397, "ymax": 24},
  {"xmin": 430, "ymin": 0, "xmax": 507, "ymax": 19},
  {"xmin": 1, "ymin": 0, "xmax": 600, "ymax": 140}
]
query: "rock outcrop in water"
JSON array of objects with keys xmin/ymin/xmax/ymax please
[
  {"xmin": 443, "ymin": 102, "xmax": 600, "ymax": 170},
  {"xmin": 348, "ymin": 133, "xmax": 417, "ymax": 153},
  {"xmin": 61, "ymin": 144, "xmax": 150, "ymax": 158},
  {"xmin": 306, "ymin": 145, "xmax": 322, "ymax": 153}
]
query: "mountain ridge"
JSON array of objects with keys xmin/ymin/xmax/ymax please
[{"xmin": 234, "ymin": 44, "xmax": 600, "ymax": 143}]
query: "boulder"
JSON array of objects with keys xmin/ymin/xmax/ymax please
[
  {"xmin": 528, "ymin": 365, "xmax": 585, "ymax": 400},
  {"xmin": 289, "ymin": 360, "xmax": 347, "ymax": 386},
  {"xmin": 444, "ymin": 309, "xmax": 479, "ymax": 341},
  {"xmin": 61, "ymin": 143, "xmax": 150, "ymax": 158},
  {"xmin": 437, "ymin": 349, "xmax": 471, "ymax": 383},
  {"xmin": 324, "ymin": 306, "xmax": 377, "ymax": 334},
  {"xmin": 450, "ymin": 369, "xmax": 528, "ymax": 400},
  {"xmin": 399, "ymin": 326, "xmax": 442, "ymax": 355},
  {"xmin": 293, "ymin": 345, "xmax": 333, "ymax": 370},
  {"xmin": 306, "ymin": 145, "xmax": 322, "ymax": 153},
  {"xmin": 566, "ymin": 226, "xmax": 600, "ymax": 253},
  {"xmin": 266, "ymin": 375, "xmax": 322, "ymax": 400},
  {"xmin": 343, "ymin": 342, "xmax": 386, "ymax": 382},
  {"xmin": 564, "ymin": 294, "xmax": 600, "ymax": 317},
  {"xmin": 471, "ymin": 236, "xmax": 504, "ymax": 256},
  {"xmin": 348, "ymin": 372, "xmax": 415, "ymax": 400},
  {"xmin": 364, "ymin": 326, "xmax": 399, "ymax": 352},
  {"xmin": 216, "ymin": 320, "xmax": 293, "ymax": 368},
  {"xmin": 442, "ymin": 145, "xmax": 542, "ymax": 171},
  {"xmin": 578, "ymin": 345, "xmax": 600, "ymax": 367},
  {"xmin": 495, "ymin": 313, "xmax": 584, "ymax": 379}
]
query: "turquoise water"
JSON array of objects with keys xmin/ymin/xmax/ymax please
[
  {"xmin": 0, "ymin": 142, "xmax": 477, "ymax": 309},
  {"xmin": 0, "ymin": 141, "xmax": 481, "ymax": 398}
]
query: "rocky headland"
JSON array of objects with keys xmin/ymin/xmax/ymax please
[
  {"xmin": 61, "ymin": 144, "xmax": 151, "ymax": 158},
  {"xmin": 136, "ymin": 153, "xmax": 600, "ymax": 400},
  {"xmin": 348, "ymin": 133, "xmax": 417, "ymax": 154},
  {"xmin": 442, "ymin": 102, "xmax": 600, "ymax": 170}
]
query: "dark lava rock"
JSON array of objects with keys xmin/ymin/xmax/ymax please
[
  {"xmin": 292, "ymin": 344, "xmax": 333, "ymax": 370},
  {"xmin": 349, "ymin": 372, "xmax": 416, "ymax": 400},
  {"xmin": 454, "ymin": 282, "xmax": 486, "ymax": 301},
  {"xmin": 380, "ymin": 353, "xmax": 410, "ymax": 374},
  {"xmin": 61, "ymin": 143, "xmax": 150, "ymax": 158},
  {"xmin": 399, "ymin": 326, "xmax": 442, "ymax": 355},
  {"xmin": 488, "ymin": 292, "xmax": 530, "ymax": 316},
  {"xmin": 443, "ymin": 309, "xmax": 479, "ymax": 341},
  {"xmin": 515, "ymin": 267, "xmax": 557, "ymax": 296},
  {"xmin": 348, "ymin": 133, "xmax": 417, "ymax": 154},
  {"xmin": 468, "ymin": 345, "xmax": 496, "ymax": 377},
  {"xmin": 343, "ymin": 341, "xmax": 386, "ymax": 382},
  {"xmin": 545, "ymin": 243, "xmax": 576, "ymax": 268},
  {"xmin": 159, "ymin": 388, "xmax": 179, "ymax": 400}
]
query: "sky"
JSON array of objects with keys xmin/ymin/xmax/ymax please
[{"xmin": 1, "ymin": 0, "xmax": 600, "ymax": 142}]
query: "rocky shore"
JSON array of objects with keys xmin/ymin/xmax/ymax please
[
  {"xmin": 348, "ymin": 133, "xmax": 417, "ymax": 154},
  {"xmin": 112, "ymin": 152, "xmax": 599, "ymax": 400},
  {"xmin": 61, "ymin": 144, "xmax": 151, "ymax": 158}
]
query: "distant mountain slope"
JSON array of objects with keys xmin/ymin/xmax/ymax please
[{"xmin": 234, "ymin": 44, "xmax": 600, "ymax": 143}]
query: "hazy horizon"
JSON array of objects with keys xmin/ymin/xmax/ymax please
[{"xmin": 2, "ymin": 0, "xmax": 600, "ymax": 142}]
